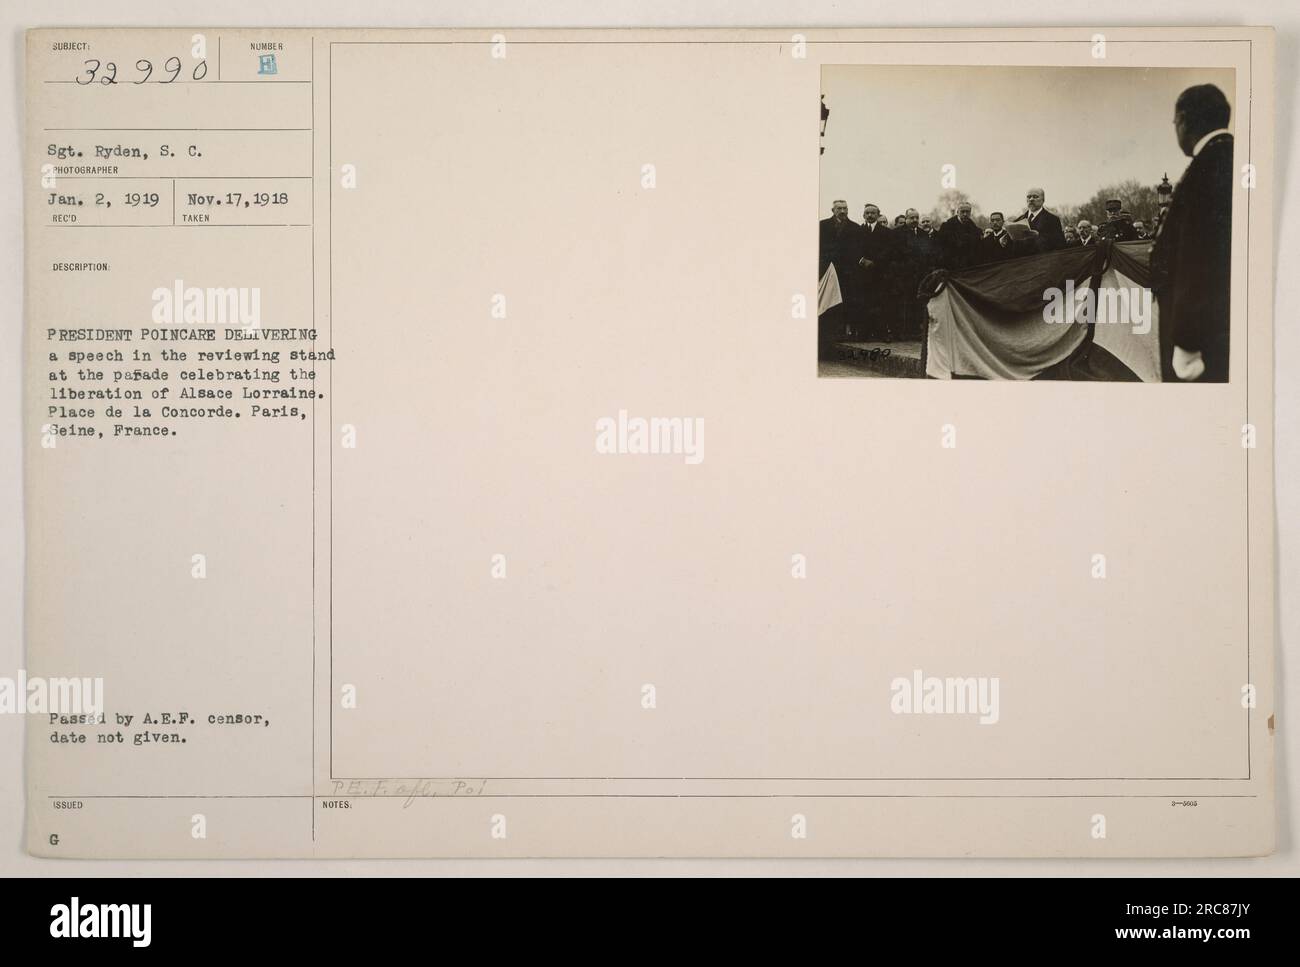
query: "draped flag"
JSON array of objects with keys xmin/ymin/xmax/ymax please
[
  {"xmin": 924, "ymin": 241, "xmax": 1159, "ymax": 380},
  {"xmin": 1093, "ymin": 242, "xmax": 1161, "ymax": 382},
  {"xmin": 818, "ymin": 261, "xmax": 843, "ymax": 315}
]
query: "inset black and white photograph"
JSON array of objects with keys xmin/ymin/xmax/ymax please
[{"xmin": 818, "ymin": 65, "xmax": 1235, "ymax": 381}]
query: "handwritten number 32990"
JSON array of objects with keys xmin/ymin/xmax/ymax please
[{"xmin": 76, "ymin": 58, "xmax": 208, "ymax": 85}]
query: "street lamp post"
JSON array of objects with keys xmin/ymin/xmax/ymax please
[{"xmin": 1154, "ymin": 173, "xmax": 1173, "ymax": 233}]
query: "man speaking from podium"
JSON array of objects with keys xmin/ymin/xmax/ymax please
[{"xmin": 1010, "ymin": 187, "xmax": 1066, "ymax": 253}]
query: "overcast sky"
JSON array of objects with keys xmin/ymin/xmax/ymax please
[{"xmin": 819, "ymin": 65, "xmax": 1236, "ymax": 221}]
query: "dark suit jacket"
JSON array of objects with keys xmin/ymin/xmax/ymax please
[
  {"xmin": 818, "ymin": 216, "xmax": 862, "ymax": 279},
  {"xmin": 1013, "ymin": 207, "xmax": 1066, "ymax": 252},
  {"xmin": 937, "ymin": 216, "xmax": 983, "ymax": 269},
  {"xmin": 858, "ymin": 220, "xmax": 895, "ymax": 264},
  {"xmin": 892, "ymin": 227, "xmax": 939, "ymax": 299},
  {"xmin": 909, "ymin": 229, "xmax": 942, "ymax": 280},
  {"xmin": 1151, "ymin": 133, "xmax": 1233, "ymax": 382},
  {"xmin": 979, "ymin": 229, "xmax": 1016, "ymax": 264},
  {"xmin": 857, "ymin": 221, "xmax": 896, "ymax": 294}
]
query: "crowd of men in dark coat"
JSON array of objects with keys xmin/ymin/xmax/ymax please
[
  {"xmin": 819, "ymin": 84, "xmax": 1232, "ymax": 383},
  {"xmin": 819, "ymin": 201, "xmax": 943, "ymax": 346},
  {"xmin": 819, "ymin": 188, "xmax": 1149, "ymax": 347}
]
